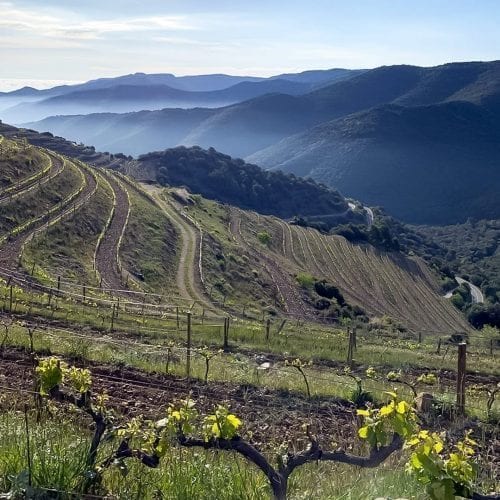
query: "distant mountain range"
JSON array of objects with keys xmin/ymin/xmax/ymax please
[
  {"xmin": 13, "ymin": 60, "xmax": 500, "ymax": 224},
  {"xmin": 0, "ymin": 68, "xmax": 361, "ymax": 122}
]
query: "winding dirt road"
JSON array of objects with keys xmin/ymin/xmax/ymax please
[
  {"xmin": 95, "ymin": 172, "xmax": 130, "ymax": 290},
  {"xmin": 137, "ymin": 184, "xmax": 217, "ymax": 313}
]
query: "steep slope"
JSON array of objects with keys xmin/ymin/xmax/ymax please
[{"xmin": 249, "ymin": 101, "xmax": 500, "ymax": 224}]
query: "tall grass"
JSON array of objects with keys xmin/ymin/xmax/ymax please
[{"xmin": 0, "ymin": 411, "xmax": 427, "ymax": 499}]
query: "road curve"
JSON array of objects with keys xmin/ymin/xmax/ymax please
[{"xmin": 455, "ymin": 277, "xmax": 484, "ymax": 304}]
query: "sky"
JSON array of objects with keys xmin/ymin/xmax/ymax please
[{"xmin": 0, "ymin": 0, "xmax": 499, "ymax": 90}]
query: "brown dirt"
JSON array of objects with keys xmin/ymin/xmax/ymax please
[
  {"xmin": 95, "ymin": 173, "xmax": 130, "ymax": 290},
  {"xmin": 229, "ymin": 207, "xmax": 315, "ymax": 319},
  {"xmin": 0, "ymin": 347, "xmax": 356, "ymax": 449}
]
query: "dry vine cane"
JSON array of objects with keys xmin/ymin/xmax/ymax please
[{"xmin": 35, "ymin": 357, "xmax": 498, "ymax": 500}]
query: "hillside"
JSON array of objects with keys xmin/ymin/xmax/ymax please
[
  {"xmin": 0, "ymin": 123, "xmax": 363, "ymax": 226},
  {"xmin": 249, "ymin": 101, "xmax": 500, "ymax": 224},
  {"xmin": 127, "ymin": 146, "xmax": 364, "ymax": 223},
  {"xmin": 0, "ymin": 132, "xmax": 470, "ymax": 332}
]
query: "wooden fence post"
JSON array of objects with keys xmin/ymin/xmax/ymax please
[
  {"xmin": 265, "ymin": 318, "xmax": 270, "ymax": 342},
  {"xmin": 176, "ymin": 306, "xmax": 180, "ymax": 330},
  {"xmin": 57, "ymin": 276, "xmax": 61, "ymax": 292},
  {"xmin": 418, "ymin": 332, "xmax": 422, "ymax": 344},
  {"xmin": 9, "ymin": 285, "xmax": 13, "ymax": 313},
  {"xmin": 223, "ymin": 317, "xmax": 230, "ymax": 350},
  {"xmin": 186, "ymin": 312, "xmax": 192, "ymax": 378},
  {"xmin": 456, "ymin": 342, "xmax": 467, "ymax": 415},
  {"xmin": 352, "ymin": 327, "xmax": 357, "ymax": 350},
  {"xmin": 347, "ymin": 328, "xmax": 354, "ymax": 367},
  {"xmin": 110, "ymin": 304, "xmax": 115, "ymax": 332},
  {"xmin": 436, "ymin": 338, "xmax": 442, "ymax": 354}
]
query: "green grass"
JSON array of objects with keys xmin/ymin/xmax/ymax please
[
  {"xmin": 21, "ymin": 171, "xmax": 114, "ymax": 284},
  {"xmin": 0, "ymin": 411, "xmax": 427, "ymax": 499},
  {"xmin": 0, "ymin": 137, "xmax": 49, "ymax": 191},
  {"xmin": 121, "ymin": 185, "xmax": 179, "ymax": 293},
  {"xmin": 1, "ymin": 315, "xmax": 498, "ymax": 419},
  {"xmin": 0, "ymin": 160, "xmax": 81, "ymax": 236}
]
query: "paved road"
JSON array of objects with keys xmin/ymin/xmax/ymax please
[
  {"xmin": 348, "ymin": 202, "xmax": 374, "ymax": 227},
  {"xmin": 455, "ymin": 277, "xmax": 484, "ymax": 304}
]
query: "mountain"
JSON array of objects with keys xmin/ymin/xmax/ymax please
[
  {"xmin": 2, "ymin": 79, "xmax": 313, "ymax": 123},
  {"xmin": 19, "ymin": 61, "xmax": 500, "ymax": 224},
  {"xmin": 1, "ymin": 69, "xmax": 361, "ymax": 122},
  {"xmin": 23, "ymin": 61, "xmax": 500, "ymax": 158},
  {"xmin": 249, "ymin": 104, "xmax": 500, "ymax": 225}
]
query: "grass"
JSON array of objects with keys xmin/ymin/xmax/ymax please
[
  {"xmin": 0, "ymin": 159, "xmax": 81, "ymax": 236},
  {"xmin": 0, "ymin": 137, "xmax": 49, "ymax": 191},
  {"xmin": 0, "ymin": 410, "xmax": 427, "ymax": 499},
  {"xmin": 121, "ymin": 185, "xmax": 178, "ymax": 294},
  {"xmin": 21, "ymin": 171, "xmax": 114, "ymax": 285},
  {"xmin": 1, "ymin": 314, "xmax": 498, "ymax": 419},
  {"xmin": 181, "ymin": 194, "xmax": 281, "ymax": 314}
]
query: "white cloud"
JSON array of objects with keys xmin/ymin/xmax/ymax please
[{"xmin": 0, "ymin": 2, "xmax": 194, "ymax": 41}]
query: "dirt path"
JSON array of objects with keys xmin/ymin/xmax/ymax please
[
  {"xmin": 229, "ymin": 208, "xmax": 313, "ymax": 319},
  {"xmin": 141, "ymin": 185, "xmax": 218, "ymax": 313},
  {"xmin": 95, "ymin": 172, "xmax": 130, "ymax": 290},
  {"xmin": 0, "ymin": 160, "xmax": 98, "ymax": 270},
  {"xmin": 0, "ymin": 151, "xmax": 65, "ymax": 205}
]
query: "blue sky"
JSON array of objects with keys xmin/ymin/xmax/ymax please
[{"xmin": 0, "ymin": 0, "xmax": 499, "ymax": 90}]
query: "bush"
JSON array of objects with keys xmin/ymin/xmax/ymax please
[
  {"xmin": 257, "ymin": 231, "xmax": 271, "ymax": 245},
  {"xmin": 296, "ymin": 273, "xmax": 315, "ymax": 288}
]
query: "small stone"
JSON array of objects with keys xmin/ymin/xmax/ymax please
[{"xmin": 415, "ymin": 392, "xmax": 434, "ymax": 413}]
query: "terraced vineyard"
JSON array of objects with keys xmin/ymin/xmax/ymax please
[
  {"xmin": 0, "ymin": 133, "xmax": 498, "ymax": 499},
  {"xmin": 178, "ymin": 197, "xmax": 470, "ymax": 332}
]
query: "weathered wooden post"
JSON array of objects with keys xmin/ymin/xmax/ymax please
[
  {"xmin": 110, "ymin": 304, "xmax": 115, "ymax": 332},
  {"xmin": 57, "ymin": 276, "xmax": 61, "ymax": 292},
  {"xmin": 176, "ymin": 306, "xmax": 180, "ymax": 330},
  {"xmin": 265, "ymin": 318, "xmax": 271, "ymax": 342},
  {"xmin": 223, "ymin": 317, "xmax": 230, "ymax": 350},
  {"xmin": 186, "ymin": 312, "xmax": 192, "ymax": 378},
  {"xmin": 418, "ymin": 332, "xmax": 422, "ymax": 344},
  {"xmin": 347, "ymin": 328, "xmax": 354, "ymax": 367},
  {"xmin": 456, "ymin": 342, "xmax": 467, "ymax": 415},
  {"xmin": 436, "ymin": 338, "xmax": 442, "ymax": 354},
  {"xmin": 9, "ymin": 285, "xmax": 13, "ymax": 313}
]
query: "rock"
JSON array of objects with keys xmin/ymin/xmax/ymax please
[{"xmin": 415, "ymin": 392, "xmax": 435, "ymax": 413}]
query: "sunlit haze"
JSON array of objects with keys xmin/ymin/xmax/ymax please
[{"xmin": 1, "ymin": 0, "xmax": 499, "ymax": 90}]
